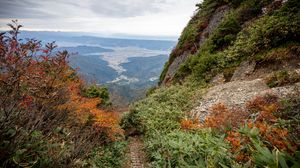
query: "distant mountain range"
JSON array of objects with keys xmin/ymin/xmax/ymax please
[
  {"xmin": 20, "ymin": 31, "xmax": 176, "ymax": 50},
  {"xmin": 20, "ymin": 31, "xmax": 176, "ymax": 107}
]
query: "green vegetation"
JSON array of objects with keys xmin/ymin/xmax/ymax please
[
  {"xmin": 82, "ymin": 84, "xmax": 112, "ymax": 107},
  {"xmin": 123, "ymin": 0, "xmax": 300, "ymax": 167},
  {"xmin": 2, "ymin": 0, "xmax": 300, "ymax": 167},
  {"xmin": 266, "ymin": 70, "xmax": 300, "ymax": 88},
  {"xmin": 159, "ymin": 0, "xmax": 274, "ymax": 84},
  {"xmin": 121, "ymin": 84, "xmax": 199, "ymax": 135},
  {"xmin": 86, "ymin": 141, "xmax": 128, "ymax": 168},
  {"xmin": 171, "ymin": 0, "xmax": 300, "ymax": 83},
  {"xmin": 159, "ymin": 0, "xmax": 225, "ymax": 84},
  {"xmin": 122, "ymin": 85, "xmax": 300, "ymax": 167}
]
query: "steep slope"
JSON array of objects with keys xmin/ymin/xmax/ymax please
[
  {"xmin": 122, "ymin": 0, "xmax": 300, "ymax": 167},
  {"xmin": 160, "ymin": 0, "xmax": 299, "ymax": 85}
]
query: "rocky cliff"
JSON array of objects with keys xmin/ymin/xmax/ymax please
[{"xmin": 160, "ymin": 0, "xmax": 298, "ymax": 85}]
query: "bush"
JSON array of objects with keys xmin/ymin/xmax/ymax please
[
  {"xmin": 266, "ymin": 70, "xmax": 300, "ymax": 88},
  {"xmin": 0, "ymin": 21, "xmax": 74, "ymax": 167},
  {"xmin": 86, "ymin": 141, "xmax": 128, "ymax": 168},
  {"xmin": 146, "ymin": 130, "xmax": 232, "ymax": 168},
  {"xmin": 121, "ymin": 84, "xmax": 243, "ymax": 167},
  {"xmin": 82, "ymin": 85, "xmax": 111, "ymax": 107},
  {"xmin": 211, "ymin": 11, "xmax": 241, "ymax": 50},
  {"xmin": 0, "ymin": 21, "xmax": 125, "ymax": 167}
]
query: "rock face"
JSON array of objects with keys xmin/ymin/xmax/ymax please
[
  {"xmin": 162, "ymin": 5, "xmax": 230, "ymax": 84},
  {"xmin": 163, "ymin": 51, "xmax": 190, "ymax": 84},
  {"xmin": 231, "ymin": 61, "xmax": 256, "ymax": 81},
  {"xmin": 198, "ymin": 5, "xmax": 230, "ymax": 46}
]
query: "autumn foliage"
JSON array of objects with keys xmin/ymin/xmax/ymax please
[
  {"xmin": 0, "ymin": 21, "xmax": 123, "ymax": 167},
  {"xmin": 180, "ymin": 118, "xmax": 200, "ymax": 130},
  {"xmin": 204, "ymin": 103, "xmax": 249, "ymax": 130},
  {"xmin": 200, "ymin": 94, "xmax": 299, "ymax": 164}
]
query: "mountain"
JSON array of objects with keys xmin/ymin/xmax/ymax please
[
  {"xmin": 68, "ymin": 54, "xmax": 118, "ymax": 83},
  {"xmin": 122, "ymin": 0, "xmax": 300, "ymax": 167},
  {"xmin": 20, "ymin": 31, "xmax": 176, "ymax": 50},
  {"xmin": 121, "ymin": 55, "xmax": 169, "ymax": 82},
  {"xmin": 21, "ymin": 32, "xmax": 176, "ymax": 106}
]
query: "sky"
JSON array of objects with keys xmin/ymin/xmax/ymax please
[{"xmin": 0, "ymin": 0, "xmax": 200, "ymax": 38}]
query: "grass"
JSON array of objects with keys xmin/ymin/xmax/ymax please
[
  {"xmin": 123, "ymin": 1, "xmax": 300, "ymax": 167},
  {"xmin": 121, "ymin": 86, "xmax": 300, "ymax": 167}
]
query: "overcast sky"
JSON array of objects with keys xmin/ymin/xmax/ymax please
[{"xmin": 0, "ymin": 0, "xmax": 200, "ymax": 38}]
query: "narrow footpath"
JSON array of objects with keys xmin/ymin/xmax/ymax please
[{"xmin": 128, "ymin": 136, "xmax": 146, "ymax": 168}]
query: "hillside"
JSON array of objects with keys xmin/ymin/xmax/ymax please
[
  {"xmin": 1, "ymin": 0, "xmax": 300, "ymax": 167},
  {"xmin": 122, "ymin": 0, "xmax": 300, "ymax": 167}
]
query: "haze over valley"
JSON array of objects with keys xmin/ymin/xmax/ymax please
[{"xmin": 19, "ymin": 31, "xmax": 176, "ymax": 106}]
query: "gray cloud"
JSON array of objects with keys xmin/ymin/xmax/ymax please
[
  {"xmin": 0, "ymin": 0, "xmax": 171, "ymax": 19},
  {"xmin": 0, "ymin": 0, "xmax": 199, "ymax": 36},
  {"xmin": 0, "ymin": 0, "xmax": 55, "ymax": 18}
]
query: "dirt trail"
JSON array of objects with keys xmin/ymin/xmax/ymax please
[{"xmin": 127, "ymin": 136, "xmax": 146, "ymax": 168}]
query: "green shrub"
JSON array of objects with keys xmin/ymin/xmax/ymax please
[
  {"xmin": 86, "ymin": 141, "xmax": 128, "ymax": 168},
  {"xmin": 255, "ymin": 43, "xmax": 300, "ymax": 62},
  {"xmin": 266, "ymin": 70, "xmax": 300, "ymax": 88},
  {"xmin": 1, "ymin": 130, "xmax": 52, "ymax": 167},
  {"xmin": 146, "ymin": 130, "xmax": 232, "ymax": 168},
  {"xmin": 82, "ymin": 85, "xmax": 111, "ymax": 106},
  {"xmin": 253, "ymin": 143, "xmax": 300, "ymax": 168},
  {"xmin": 146, "ymin": 86, "xmax": 157, "ymax": 97},
  {"xmin": 211, "ymin": 12, "xmax": 241, "ymax": 50},
  {"xmin": 226, "ymin": 0, "xmax": 300, "ymax": 62}
]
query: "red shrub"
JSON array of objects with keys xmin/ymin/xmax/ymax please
[
  {"xmin": 180, "ymin": 118, "xmax": 200, "ymax": 130},
  {"xmin": 204, "ymin": 103, "xmax": 249, "ymax": 130}
]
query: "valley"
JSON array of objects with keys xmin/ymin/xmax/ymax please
[
  {"xmin": 1, "ymin": 0, "xmax": 299, "ymax": 167},
  {"xmin": 21, "ymin": 31, "xmax": 176, "ymax": 106}
]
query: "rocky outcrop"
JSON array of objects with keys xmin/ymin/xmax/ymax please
[
  {"xmin": 191, "ymin": 78, "xmax": 300, "ymax": 121},
  {"xmin": 162, "ymin": 5, "xmax": 230, "ymax": 84},
  {"xmin": 198, "ymin": 5, "xmax": 230, "ymax": 46},
  {"xmin": 231, "ymin": 61, "xmax": 256, "ymax": 81},
  {"xmin": 163, "ymin": 51, "xmax": 190, "ymax": 84}
]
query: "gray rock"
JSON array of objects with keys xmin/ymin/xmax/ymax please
[
  {"xmin": 211, "ymin": 73, "xmax": 225, "ymax": 85},
  {"xmin": 198, "ymin": 5, "xmax": 230, "ymax": 46},
  {"xmin": 231, "ymin": 60, "xmax": 256, "ymax": 81},
  {"xmin": 162, "ymin": 5, "xmax": 230, "ymax": 84}
]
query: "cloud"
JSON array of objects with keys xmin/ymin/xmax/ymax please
[
  {"xmin": 0, "ymin": 0, "xmax": 200, "ymax": 36},
  {"xmin": 0, "ymin": 0, "xmax": 54, "ymax": 18},
  {"xmin": 88, "ymin": 0, "xmax": 166, "ymax": 18},
  {"xmin": 0, "ymin": 0, "xmax": 189, "ymax": 19},
  {"xmin": 0, "ymin": 0, "xmax": 168, "ymax": 19}
]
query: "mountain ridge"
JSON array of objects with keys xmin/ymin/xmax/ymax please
[{"xmin": 122, "ymin": 0, "xmax": 300, "ymax": 167}]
